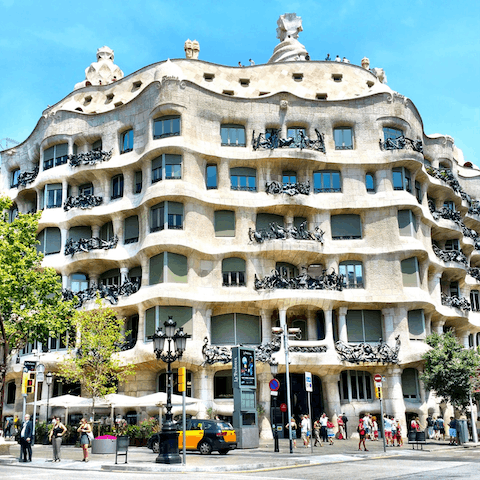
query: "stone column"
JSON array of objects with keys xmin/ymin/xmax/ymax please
[
  {"xmin": 62, "ymin": 274, "xmax": 69, "ymax": 290},
  {"xmin": 338, "ymin": 307, "xmax": 348, "ymax": 343},
  {"xmin": 261, "ymin": 309, "xmax": 272, "ymax": 343},
  {"xmin": 205, "ymin": 309, "xmax": 212, "ymax": 341},
  {"xmin": 120, "ymin": 267, "xmax": 129, "ymax": 284},
  {"xmin": 124, "ymin": 170, "xmax": 134, "ymax": 198},
  {"xmin": 62, "ymin": 179, "xmax": 69, "ymax": 206},
  {"xmin": 258, "ymin": 371, "xmax": 273, "ymax": 440},
  {"xmin": 92, "ymin": 225, "xmax": 100, "ymax": 238},
  {"xmin": 307, "ymin": 310, "xmax": 316, "ymax": 341},
  {"xmin": 60, "ymin": 228, "xmax": 68, "ymax": 256},
  {"xmin": 432, "ymin": 319, "xmax": 445, "ymax": 334},
  {"xmin": 324, "ymin": 309, "xmax": 335, "ymax": 351},
  {"xmin": 322, "ymin": 374, "xmax": 341, "ymax": 421},
  {"xmin": 112, "ymin": 217, "xmax": 123, "ymax": 244},
  {"xmin": 141, "ymin": 254, "xmax": 150, "ymax": 287},
  {"xmin": 194, "ymin": 369, "xmax": 213, "ymax": 418},
  {"xmin": 425, "ymin": 312, "xmax": 433, "ymax": 336},
  {"xmin": 385, "ymin": 366, "xmax": 407, "ymax": 437},
  {"xmin": 429, "ymin": 272, "xmax": 442, "ymax": 303},
  {"xmin": 137, "ymin": 305, "xmax": 146, "ymax": 343},
  {"xmin": 382, "ymin": 308, "xmax": 396, "ymax": 346},
  {"xmin": 90, "ymin": 274, "xmax": 99, "ymax": 289},
  {"xmin": 461, "ymin": 331, "xmax": 470, "ymax": 349}
]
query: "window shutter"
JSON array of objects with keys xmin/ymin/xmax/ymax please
[{"xmin": 214, "ymin": 210, "xmax": 235, "ymax": 237}]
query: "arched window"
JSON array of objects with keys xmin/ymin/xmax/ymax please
[
  {"xmin": 153, "ymin": 115, "xmax": 181, "ymax": 139},
  {"xmin": 365, "ymin": 173, "xmax": 375, "ymax": 193},
  {"xmin": 276, "ymin": 262, "xmax": 298, "ymax": 279},
  {"xmin": 340, "ymin": 371, "xmax": 373, "ymax": 401}
]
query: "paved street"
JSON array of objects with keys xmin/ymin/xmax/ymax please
[{"xmin": 0, "ymin": 437, "xmax": 479, "ymax": 479}]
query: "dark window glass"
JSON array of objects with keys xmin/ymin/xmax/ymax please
[
  {"xmin": 134, "ymin": 171, "xmax": 142, "ymax": 193},
  {"xmin": 111, "ymin": 175, "xmax": 124, "ymax": 199},
  {"xmin": 222, "ymin": 257, "xmax": 246, "ymax": 286},
  {"xmin": 366, "ymin": 173, "xmax": 375, "ymax": 193},
  {"xmin": 46, "ymin": 184, "xmax": 62, "ymax": 208},
  {"xmin": 11, "ymin": 169, "xmax": 20, "ymax": 187},
  {"xmin": 331, "ymin": 214, "xmax": 362, "ymax": 239}
]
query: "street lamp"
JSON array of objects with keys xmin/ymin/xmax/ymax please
[
  {"xmin": 152, "ymin": 316, "xmax": 191, "ymax": 464},
  {"xmin": 46, "ymin": 372, "xmax": 53, "ymax": 421},
  {"xmin": 272, "ymin": 325, "xmax": 301, "ymax": 454},
  {"xmin": 269, "ymin": 361, "xmax": 279, "ymax": 452}
]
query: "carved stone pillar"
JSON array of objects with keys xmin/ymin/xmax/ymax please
[
  {"xmin": 89, "ymin": 274, "xmax": 99, "ymax": 288},
  {"xmin": 124, "ymin": 170, "xmax": 134, "ymax": 198},
  {"xmin": 112, "ymin": 217, "xmax": 123, "ymax": 244},
  {"xmin": 92, "ymin": 225, "xmax": 100, "ymax": 238},
  {"xmin": 322, "ymin": 374, "xmax": 341, "ymax": 421},
  {"xmin": 60, "ymin": 228, "xmax": 68, "ymax": 256},
  {"xmin": 194, "ymin": 369, "xmax": 212, "ymax": 418},
  {"xmin": 261, "ymin": 309, "xmax": 272, "ymax": 343},
  {"xmin": 338, "ymin": 307, "xmax": 348, "ymax": 343},
  {"xmin": 205, "ymin": 309, "xmax": 212, "ymax": 341},
  {"xmin": 137, "ymin": 304, "xmax": 146, "ymax": 343},
  {"xmin": 258, "ymin": 371, "xmax": 273, "ymax": 440},
  {"xmin": 120, "ymin": 267, "xmax": 129, "ymax": 283},
  {"xmin": 140, "ymin": 254, "xmax": 150, "ymax": 287},
  {"xmin": 307, "ymin": 310, "xmax": 316, "ymax": 341},
  {"xmin": 382, "ymin": 308, "xmax": 396, "ymax": 346},
  {"xmin": 432, "ymin": 319, "xmax": 445, "ymax": 334},
  {"xmin": 324, "ymin": 309, "xmax": 335, "ymax": 350},
  {"xmin": 385, "ymin": 366, "xmax": 407, "ymax": 436},
  {"xmin": 62, "ymin": 274, "xmax": 69, "ymax": 290},
  {"xmin": 62, "ymin": 179, "xmax": 69, "ymax": 208}
]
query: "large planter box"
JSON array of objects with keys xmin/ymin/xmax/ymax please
[{"xmin": 92, "ymin": 438, "xmax": 117, "ymax": 454}]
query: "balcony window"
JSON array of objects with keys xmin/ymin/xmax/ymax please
[
  {"xmin": 71, "ymin": 273, "xmax": 89, "ymax": 293},
  {"xmin": 401, "ymin": 257, "xmax": 420, "ymax": 287},
  {"xmin": 256, "ymin": 213, "xmax": 284, "ymax": 230},
  {"xmin": 339, "ymin": 261, "xmax": 364, "ymax": 288},
  {"xmin": 287, "ymin": 126, "xmax": 306, "ymax": 147},
  {"xmin": 211, "ymin": 313, "xmax": 261, "ymax": 345},
  {"xmin": 276, "ymin": 262, "xmax": 298, "ymax": 279},
  {"xmin": 392, "ymin": 167, "xmax": 412, "ymax": 192},
  {"xmin": 214, "ymin": 210, "xmax": 235, "ymax": 237},
  {"xmin": 331, "ymin": 214, "xmax": 362, "ymax": 239},
  {"xmin": 68, "ymin": 226, "xmax": 92, "ymax": 242},
  {"xmin": 313, "ymin": 170, "xmax": 341, "ymax": 193},
  {"xmin": 398, "ymin": 210, "xmax": 417, "ymax": 236},
  {"xmin": 124, "ymin": 215, "xmax": 139, "ymax": 244},
  {"xmin": 100, "ymin": 221, "xmax": 114, "ymax": 241},
  {"xmin": 445, "ymin": 239, "xmax": 460, "ymax": 251},
  {"xmin": 206, "ymin": 164, "xmax": 218, "ymax": 189},
  {"xmin": 402, "ymin": 368, "xmax": 420, "ymax": 399},
  {"xmin": 470, "ymin": 290, "xmax": 480, "ymax": 311},
  {"xmin": 121, "ymin": 129, "xmax": 134, "ymax": 154},
  {"xmin": 346, "ymin": 310, "xmax": 382, "ymax": 343},
  {"xmin": 150, "ymin": 201, "xmax": 183, "ymax": 232},
  {"xmin": 230, "ymin": 167, "xmax": 256, "ymax": 191},
  {"xmin": 383, "ymin": 127, "xmax": 403, "ymax": 140},
  {"xmin": 36, "ymin": 227, "xmax": 61, "ymax": 255},
  {"xmin": 449, "ymin": 281, "xmax": 459, "ymax": 297},
  {"xmin": 79, "ymin": 183, "xmax": 94, "ymax": 196},
  {"xmin": 221, "ymin": 124, "xmax": 245, "ymax": 146},
  {"xmin": 111, "ymin": 174, "xmax": 124, "ymax": 199},
  {"xmin": 415, "ymin": 181, "xmax": 422, "ymax": 203},
  {"xmin": 365, "ymin": 173, "xmax": 375, "ymax": 193},
  {"xmin": 92, "ymin": 139, "xmax": 102, "ymax": 151},
  {"xmin": 334, "ymin": 127, "xmax": 353, "ymax": 150},
  {"xmin": 149, "ymin": 252, "xmax": 188, "ymax": 285},
  {"xmin": 8, "ymin": 205, "xmax": 18, "ymax": 223},
  {"xmin": 340, "ymin": 370, "xmax": 373, "ymax": 402},
  {"xmin": 44, "ymin": 143, "xmax": 68, "ymax": 170},
  {"xmin": 100, "ymin": 268, "xmax": 120, "ymax": 287},
  {"xmin": 152, "ymin": 154, "xmax": 182, "ymax": 183},
  {"xmin": 145, "ymin": 305, "xmax": 192, "ymax": 340},
  {"xmin": 444, "ymin": 200, "xmax": 455, "ymax": 211},
  {"xmin": 282, "ymin": 171, "xmax": 297, "ymax": 183},
  {"xmin": 153, "ymin": 116, "xmax": 181, "ymax": 139},
  {"xmin": 134, "ymin": 171, "xmax": 142, "ymax": 193},
  {"xmin": 408, "ymin": 309, "xmax": 426, "ymax": 340},
  {"xmin": 222, "ymin": 257, "xmax": 246, "ymax": 286},
  {"xmin": 11, "ymin": 168, "xmax": 20, "ymax": 188},
  {"xmin": 45, "ymin": 184, "xmax": 62, "ymax": 209}
]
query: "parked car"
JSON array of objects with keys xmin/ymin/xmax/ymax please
[{"xmin": 147, "ymin": 419, "xmax": 237, "ymax": 455}]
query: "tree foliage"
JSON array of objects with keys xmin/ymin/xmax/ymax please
[
  {"xmin": 421, "ymin": 331, "xmax": 480, "ymax": 410},
  {"xmin": 58, "ymin": 302, "xmax": 135, "ymax": 413},
  {"xmin": 0, "ymin": 197, "xmax": 74, "ymax": 419}
]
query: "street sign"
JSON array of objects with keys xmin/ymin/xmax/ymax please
[
  {"xmin": 305, "ymin": 372, "xmax": 313, "ymax": 392},
  {"xmin": 271, "ymin": 390, "xmax": 278, "ymax": 397},
  {"xmin": 269, "ymin": 378, "xmax": 280, "ymax": 391},
  {"xmin": 374, "ymin": 374, "xmax": 382, "ymax": 383},
  {"xmin": 280, "ymin": 403, "xmax": 287, "ymax": 412}
]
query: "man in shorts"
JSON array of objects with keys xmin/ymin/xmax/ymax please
[{"xmin": 384, "ymin": 414, "xmax": 393, "ymax": 446}]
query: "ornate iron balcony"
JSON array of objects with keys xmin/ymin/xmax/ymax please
[
  {"xmin": 468, "ymin": 267, "xmax": 480, "ymax": 282},
  {"xmin": 441, "ymin": 293, "xmax": 471, "ymax": 311},
  {"xmin": 62, "ymin": 278, "xmax": 140, "ymax": 308},
  {"xmin": 432, "ymin": 244, "xmax": 468, "ymax": 266},
  {"xmin": 249, "ymin": 221, "xmax": 324, "ymax": 243},
  {"xmin": 265, "ymin": 180, "xmax": 310, "ymax": 196},
  {"xmin": 379, "ymin": 135, "xmax": 423, "ymax": 153},
  {"xmin": 252, "ymin": 128, "xmax": 326, "ymax": 152},
  {"xmin": 69, "ymin": 149, "xmax": 112, "ymax": 167},
  {"xmin": 335, "ymin": 336, "xmax": 400, "ymax": 364},
  {"xmin": 254, "ymin": 267, "xmax": 343, "ymax": 291},
  {"xmin": 14, "ymin": 166, "xmax": 39, "ymax": 187},
  {"xmin": 64, "ymin": 235, "xmax": 118, "ymax": 257},
  {"xmin": 63, "ymin": 194, "xmax": 103, "ymax": 211}
]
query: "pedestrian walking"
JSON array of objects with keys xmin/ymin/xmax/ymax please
[
  {"xmin": 436, "ymin": 416, "xmax": 446, "ymax": 441},
  {"xmin": 358, "ymin": 418, "xmax": 367, "ymax": 451},
  {"xmin": 285, "ymin": 417, "xmax": 297, "ymax": 448},
  {"xmin": 319, "ymin": 413, "xmax": 328, "ymax": 443},
  {"xmin": 327, "ymin": 420, "xmax": 335, "ymax": 445},
  {"xmin": 4, "ymin": 417, "xmax": 12, "ymax": 439},
  {"xmin": 313, "ymin": 418, "xmax": 322, "ymax": 446},
  {"xmin": 395, "ymin": 420, "xmax": 403, "ymax": 446},
  {"xmin": 426, "ymin": 414, "xmax": 434, "ymax": 439},
  {"xmin": 19, "ymin": 414, "xmax": 33, "ymax": 462},
  {"xmin": 301, "ymin": 414, "xmax": 310, "ymax": 447},
  {"xmin": 341, "ymin": 413, "xmax": 348, "ymax": 439},
  {"xmin": 337, "ymin": 415, "xmax": 345, "ymax": 439},
  {"xmin": 448, "ymin": 417, "xmax": 457, "ymax": 445},
  {"xmin": 372, "ymin": 416, "xmax": 379, "ymax": 441},
  {"xmin": 77, "ymin": 418, "xmax": 92, "ymax": 461},
  {"xmin": 49, "ymin": 416, "xmax": 67, "ymax": 462}
]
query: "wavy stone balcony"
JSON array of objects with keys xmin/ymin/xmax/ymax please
[
  {"xmin": 335, "ymin": 336, "xmax": 400, "ymax": 364},
  {"xmin": 13, "ymin": 167, "xmax": 39, "ymax": 188},
  {"xmin": 68, "ymin": 149, "xmax": 112, "ymax": 167}
]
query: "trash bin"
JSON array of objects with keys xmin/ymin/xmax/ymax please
[
  {"xmin": 416, "ymin": 431, "xmax": 426, "ymax": 442},
  {"xmin": 407, "ymin": 431, "xmax": 416, "ymax": 442},
  {"xmin": 457, "ymin": 419, "xmax": 469, "ymax": 444}
]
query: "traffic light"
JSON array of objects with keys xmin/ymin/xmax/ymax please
[
  {"xmin": 375, "ymin": 385, "xmax": 382, "ymax": 399},
  {"xmin": 21, "ymin": 372, "xmax": 29, "ymax": 395},
  {"xmin": 26, "ymin": 372, "xmax": 35, "ymax": 395},
  {"xmin": 178, "ymin": 367, "xmax": 186, "ymax": 393}
]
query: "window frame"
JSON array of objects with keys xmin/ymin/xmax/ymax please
[
  {"xmin": 401, "ymin": 368, "xmax": 420, "ymax": 400},
  {"xmin": 211, "ymin": 313, "xmax": 261, "ymax": 345},
  {"xmin": 230, "ymin": 167, "xmax": 256, "ymax": 192},
  {"xmin": 401, "ymin": 257, "xmax": 421, "ymax": 287},
  {"xmin": 340, "ymin": 370, "xmax": 373, "ymax": 402},
  {"xmin": 313, "ymin": 170, "xmax": 341, "ymax": 193},
  {"xmin": 111, "ymin": 174, "xmax": 124, "ymax": 199},
  {"xmin": 120, "ymin": 129, "xmax": 134, "ymax": 154},
  {"xmin": 153, "ymin": 115, "xmax": 181, "ymax": 140},
  {"xmin": 339, "ymin": 261, "xmax": 364, "ymax": 289},
  {"xmin": 331, "ymin": 214, "xmax": 362, "ymax": 240},
  {"xmin": 206, "ymin": 164, "xmax": 218, "ymax": 190},
  {"xmin": 43, "ymin": 143, "xmax": 68, "ymax": 170},
  {"xmin": 11, "ymin": 168, "xmax": 20, "ymax": 188},
  {"xmin": 383, "ymin": 127, "xmax": 403, "ymax": 141},
  {"xmin": 407, "ymin": 309, "xmax": 426, "ymax": 340},
  {"xmin": 346, "ymin": 310, "xmax": 382, "ymax": 343},
  {"xmin": 334, "ymin": 127, "xmax": 353, "ymax": 150},
  {"xmin": 150, "ymin": 201, "xmax": 184, "ymax": 233},
  {"xmin": 392, "ymin": 167, "xmax": 412, "ymax": 192},
  {"xmin": 221, "ymin": 124, "xmax": 246, "ymax": 147},
  {"xmin": 222, "ymin": 257, "xmax": 246, "ymax": 287},
  {"xmin": 470, "ymin": 290, "xmax": 480, "ymax": 312}
]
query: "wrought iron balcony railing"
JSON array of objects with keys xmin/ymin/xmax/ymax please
[
  {"xmin": 335, "ymin": 336, "xmax": 400, "ymax": 364},
  {"xmin": 252, "ymin": 128, "xmax": 326, "ymax": 153},
  {"xmin": 63, "ymin": 194, "xmax": 103, "ymax": 212},
  {"xmin": 68, "ymin": 149, "xmax": 112, "ymax": 167},
  {"xmin": 379, "ymin": 135, "xmax": 423, "ymax": 153},
  {"xmin": 64, "ymin": 235, "xmax": 118, "ymax": 257},
  {"xmin": 13, "ymin": 167, "xmax": 39, "ymax": 187},
  {"xmin": 432, "ymin": 244, "xmax": 468, "ymax": 266},
  {"xmin": 249, "ymin": 221, "xmax": 324, "ymax": 243},
  {"xmin": 254, "ymin": 268, "xmax": 343, "ymax": 291},
  {"xmin": 441, "ymin": 293, "xmax": 471, "ymax": 311},
  {"xmin": 265, "ymin": 180, "xmax": 310, "ymax": 196},
  {"xmin": 468, "ymin": 267, "xmax": 480, "ymax": 282}
]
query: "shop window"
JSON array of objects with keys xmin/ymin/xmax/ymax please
[
  {"xmin": 334, "ymin": 127, "xmax": 353, "ymax": 150},
  {"xmin": 111, "ymin": 174, "xmax": 124, "ymax": 199},
  {"xmin": 401, "ymin": 257, "xmax": 420, "ymax": 287},
  {"xmin": 340, "ymin": 371, "xmax": 373, "ymax": 402},
  {"xmin": 44, "ymin": 143, "xmax": 68, "ymax": 170},
  {"xmin": 158, "ymin": 369, "xmax": 192, "ymax": 397},
  {"xmin": 214, "ymin": 370, "xmax": 233, "ymax": 398},
  {"xmin": 408, "ymin": 309, "xmax": 426, "ymax": 340},
  {"xmin": 221, "ymin": 124, "xmax": 245, "ymax": 146},
  {"xmin": 365, "ymin": 173, "xmax": 375, "ymax": 193},
  {"xmin": 45, "ymin": 184, "xmax": 63, "ymax": 209},
  {"xmin": 398, "ymin": 210, "xmax": 417, "ymax": 236},
  {"xmin": 36, "ymin": 227, "xmax": 61, "ymax": 255},
  {"xmin": 346, "ymin": 310, "xmax": 382, "ymax": 342},
  {"xmin": 313, "ymin": 171, "xmax": 341, "ymax": 193},
  {"xmin": 230, "ymin": 167, "xmax": 256, "ymax": 191},
  {"xmin": 206, "ymin": 164, "xmax": 218, "ymax": 189},
  {"xmin": 222, "ymin": 257, "xmax": 246, "ymax": 286},
  {"xmin": 120, "ymin": 129, "xmax": 134, "ymax": 154},
  {"xmin": 153, "ymin": 116, "xmax": 181, "ymax": 139},
  {"xmin": 211, "ymin": 313, "xmax": 261, "ymax": 345},
  {"xmin": 331, "ymin": 214, "xmax": 362, "ymax": 239},
  {"xmin": 392, "ymin": 167, "xmax": 412, "ymax": 192},
  {"xmin": 124, "ymin": 215, "xmax": 139, "ymax": 244},
  {"xmin": 471, "ymin": 290, "xmax": 480, "ymax": 312},
  {"xmin": 339, "ymin": 261, "xmax": 364, "ymax": 288},
  {"xmin": 145, "ymin": 305, "xmax": 193, "ymax": 339},
  {"xmin": 214, "ymin": 210, "xmax": 235, "ymax": 237},
  {"xmin": 402, "ymin": 368, "xmax": 420, "ymax": 399},
  {"xmin": 149, "ymin": 252, "xmax": 188, "ymax": 285}
]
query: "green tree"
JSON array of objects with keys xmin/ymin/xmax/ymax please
[
  {"xmin": 58, "ymin": 302, "xmax": 135, "ymax": 433},
  {"xmin": 0, "ymin": 197, "xmax": 74, "ymax": 423},
  {"xmin": 421, "ymin": 331, "xmax": 480, "ymax": 410}
]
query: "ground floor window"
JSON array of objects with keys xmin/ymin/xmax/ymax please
[
  {"xmin": 214, "ymin": 370, "xmax": 233, "ymax": 398},
  {"xmin": 158, "ymin": 369, "xmax": 192, "ymax": 397},
  {"xmin": 340, "ymin": 370, "xmax": 373, "ymax": 402}
]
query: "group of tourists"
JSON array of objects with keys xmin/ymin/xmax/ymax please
[{"xmin": 357, "ymin": 413, "xmax": 404, "ymax": 450}]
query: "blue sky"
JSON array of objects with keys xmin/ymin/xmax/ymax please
[{"xmin": 1, "ymin": 0, "xmax": 479, "ymax": 164}]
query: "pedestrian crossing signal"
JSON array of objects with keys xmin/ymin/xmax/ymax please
[{"xmin": 26, "ymin": 372, "xmax": 35, "ymax": 394}]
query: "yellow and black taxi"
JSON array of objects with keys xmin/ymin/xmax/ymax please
[{"xmin": 148, "ymin": 419, "xmax": 237, "ymax": 455}]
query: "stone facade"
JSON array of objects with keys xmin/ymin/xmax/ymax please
[{"xmin": 2, "ymin": 15, "xmax": 480, "ymax": 437}]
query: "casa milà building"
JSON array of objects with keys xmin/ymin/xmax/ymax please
[{"xmin": 3, "ymin": 13, "xmax": 480, "ymax": 437}]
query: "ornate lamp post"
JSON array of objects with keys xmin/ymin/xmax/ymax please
[
  {"xmin": 46, "ymin": 372, "xmax": 53, "ymax": 421},
  {"xmin": 153, "ymin": 316, "xmax": 191, "ymax": 464},
  {"xmin": 270, "ymin": 361, "xmax": 279, "ymax": 452}
]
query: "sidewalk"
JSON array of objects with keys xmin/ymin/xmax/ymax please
[{"xmin": 0, "ymin": 436, "xmax": 478, "ymax": 473}]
